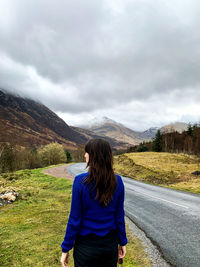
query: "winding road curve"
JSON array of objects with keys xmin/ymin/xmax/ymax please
[{"xmin": 66, "ymin": 163, "xmax": 200, "ymax": 267}]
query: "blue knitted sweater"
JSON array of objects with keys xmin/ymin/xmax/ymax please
[{"xmin": 61, "ymin": 172, "xmax": 128, "ymax": 252}]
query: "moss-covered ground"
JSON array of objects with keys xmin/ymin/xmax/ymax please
[{"xmin": 0, "ymin": 164, "xmax": 151, "ymax": 267}]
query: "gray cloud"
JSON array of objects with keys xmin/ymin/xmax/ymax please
[{"xmin": 0, "ymin": 0, "xmax": 200, "ymax": 129}]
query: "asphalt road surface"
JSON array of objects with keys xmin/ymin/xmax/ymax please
[{"xmin": 67, "ymin": 163, "xmax": 200, "ymax": 267}]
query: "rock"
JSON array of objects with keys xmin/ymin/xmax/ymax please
[
  {"xmin": 0, "ymin": 192, "xmax": 16, "ymax": 201},
  {"xmin": 0, "ymin": 190, "xmax": 19, "ymax": 202}
]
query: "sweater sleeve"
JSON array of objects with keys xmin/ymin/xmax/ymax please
[
  {"xmin": 61, "ymin": 176, "xmax": 82, "ymax": 252},
  {"xmin": 115, "ymin": 178, "xmax": 128, "ymax": 246}
]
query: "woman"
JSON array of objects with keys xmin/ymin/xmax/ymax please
[{"xmin": 60, "ymin": 138, "xmax": 127, "ymax": 267}]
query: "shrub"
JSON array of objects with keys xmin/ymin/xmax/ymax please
[{"xmin": 38, "ymin": 142, "xmax": 67, "ymax": 166}]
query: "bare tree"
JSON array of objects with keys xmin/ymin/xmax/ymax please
[{"xmin": 0, "ymin": 146, "xmax": 4, "ymax": 158}]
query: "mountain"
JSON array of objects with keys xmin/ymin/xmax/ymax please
[
  {"xmin": 1, "ymin": 90, "xmax": 189, "ymax": 150},
  {"xmin": 139, "ymin": 127, "xmax": 159, "ymax": 139},
  {"xmin": 79, "ymin": 116, "xmax": 120, "ymax": 129},
  {"xmin": 0, "ymin": 90, "xmax": 87, "ymax": 150},
  {"xmin": 160, "ymin": 122, "xmax": 188, "ymax": 133},
  {"xmin": 80, "ymin": 117, "xmax": 189, "ymax": 146},
  {"xmin": 0, "ymin": 90, "xmax": 129, "ymax": 150},
  {"xmin": 81, "ymin": 116, "xmax": 153, "ymax": 145},
  {"xmin": 70, "ymin": 125, "xmax": 130, "ymax": 149}
]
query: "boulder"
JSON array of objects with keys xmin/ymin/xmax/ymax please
[{"xmin": 0, "ymin": 190, "xmax": 19, "ymax": 202}]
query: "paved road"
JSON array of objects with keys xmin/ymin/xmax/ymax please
[{"xmin": 67, "ymin": 163, "xmax": 200, "ymax": 267}]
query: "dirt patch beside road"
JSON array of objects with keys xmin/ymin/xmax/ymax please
[{"xmin": 42, "ymin": 164, "xmax": 74, "ymax": 181}]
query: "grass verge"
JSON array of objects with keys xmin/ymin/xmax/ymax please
[
  {"xmin": 0, "ymin": 165, "xmax": 152, "ymax": 267},
  {"xmin": 113, "ymin": 152, "xmax": 200, "ymax": 194}
]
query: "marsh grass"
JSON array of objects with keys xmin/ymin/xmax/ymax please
[
  {"xmin": 114, "ymin": 152, "xmax": 200, "ymax": 194},
  {"xmin": 0, "ymin": 165, "xmax": 151, "ymax": 267}
]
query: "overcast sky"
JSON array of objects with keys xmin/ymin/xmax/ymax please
[{"xmin": 1, "ymin": 0, "xmax": 200, "ymax": 131}]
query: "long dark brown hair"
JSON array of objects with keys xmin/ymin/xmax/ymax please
[{"xmin": 83, "ymin": 138, "xmax": 117, "ymax": 207}]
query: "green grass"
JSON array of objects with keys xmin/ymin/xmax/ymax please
[
  {"xmin": 113, "ymin": 152, "xmax": 200, "ymax": 194},
  {"xmin": 0, "ymin": 165, "xmax": 151, "ymax": 267}
]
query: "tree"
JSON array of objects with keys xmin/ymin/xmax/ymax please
[
  {"xmin": 22, "ymin": 148, "xmax": 42, "ymax": 169},
  {"xmin": 38, "ymin": 142, "xmax": 67, "ymax": 166},
  {"xmin": 0, "ymin": 146, "xmax": 4, "ymax": 158},
  {"xmin": 152, "ymin": 130, "xmax": 163, "ymax": 152},
  {"xmin": 0, "ymin": 143, "xmax": 16, "ymax": 173},
  {"xmin": 71, "ymin": 145, "xmax": 85, "ymax": 162},
  {"xmin": 136, "ymin": 143, "xmax": 149, "ymax": 152},
  {"xmin": 186, "ymin": 123, "xmax": 193, "ymax": 136},
  {"xmin": 64, "ymin": 150, "xmax": 72, "ymax": 162}
]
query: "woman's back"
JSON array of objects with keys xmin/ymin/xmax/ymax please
[
  {"xmin": 61, "ymin": 171, "xmax": 127, "ymax": 252},
  {"xmin": 76, "ymin": 172, "xmax": 126, "ymax": 238},
  {"xmin": 60, "ymin": 138, "xmax": 127, "ymax": 267}
]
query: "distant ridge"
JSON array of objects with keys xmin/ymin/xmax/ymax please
[
  {"xmin": 70, "ymin": 125, "xmax": 130, "ymax": 149},
  {"xmin": 80, "ymin": 116, "xmax": 156, "ymax": 145},
  {"xmin": 160, "ymin": 122, "xmax": 188, "ymax": 133},
  {"xmin": 80, "ymin": 117, "xmax": 189, "ymax": 145}
]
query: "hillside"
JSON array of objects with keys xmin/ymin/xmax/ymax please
[
  {"xmin": 0, "ymin": 90, "xmax": 86, "ymax": 149},
  {"xmin": 114, "ymin": 152, "xmax": 200, "ymax": 194},
  {"xmin": 0, "ymin": 90, "xmax": 190, "ymax": 150},
  {"xmin": 0, "ymin": 90, "xmax": 129, "ymax": 150}
]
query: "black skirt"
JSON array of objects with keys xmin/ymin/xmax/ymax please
[{"xmin": 73, "ymin": 229, "xmax": 119, "ymax": 267}]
